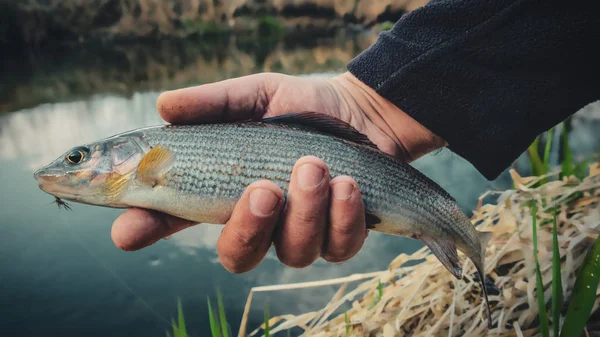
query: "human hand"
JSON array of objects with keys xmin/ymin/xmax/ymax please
[{"xmin": 111, "ymin": 72, "xmax": 446, "ymax": 273}]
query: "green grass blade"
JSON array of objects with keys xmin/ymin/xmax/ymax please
[
  {"xmin": 541, "ymin": 128, "xmax": 554, "ymax": 184},
  {"xmin": 560, "ymin": 235, "xmax": 600, "ymax": 337},
  {"xmin": 573, "ymin": 159, "xmax": 590, "ymax": 180},
  {"xmin": 531, "ymin": 202, "xmax": 550, "ymax": 337},
  {"xmin": 216, "ymin": 289, "xmax": 229, "ymax": 337},
  {"xmin": 264, "ymin": 304, "xmax": 271, "ymax": 337},
  {"xmin": 368, "ymin": 280, "xmax": 383, "ymax": 309},
  {"xmin": 171, "ymin": 318, "xmax": 179, "ymax": 337},
  {"xmin": 528, "ymin": 136, "xmax": 545, "ymax": 177},
  {"xmin": 551, "ymin": 211, "xmax": 563, "ymax": 337},
  {"xmin": 345, "ymin": 311, "xmax": 351, "ymax": 335},
  {"xmin": 207, "ymin": 297, "xmax": 222, "ymax": 337},
  {"xmin": 177, "ymin": 299, "xmax": 187, "ymax": 337},
  {"xmin": 543, "ymin": 128, "xmax": 554, "ymax": 171},
  {"xmin": 560, "ymin": 122, "xmax": 573, "ymax": 178}
]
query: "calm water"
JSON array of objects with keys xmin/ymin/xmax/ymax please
[{"xmin": 1, "ymin": 37, "xmax": 599, "ymax": 337}]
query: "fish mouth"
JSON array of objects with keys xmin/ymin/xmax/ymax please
[
  {"xmin": 34, "ymin": 169, "xmax": 64, "ymax": 193},
  {"xmin": 34, "ymin": 169, "xmax": 78, "ymax": 199},
  {"xmin": 34, "ymin": 169, "xmax": 61, "ymax": 183}
]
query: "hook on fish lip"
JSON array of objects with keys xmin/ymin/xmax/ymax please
[{"xmin": 54, "ymin": 197, "xmax": 72, "ymax": 211}]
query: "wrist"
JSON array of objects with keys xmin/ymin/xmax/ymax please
[{"xmin": 330, "ymin": 72, "xmax": 446, "ymax": 161}]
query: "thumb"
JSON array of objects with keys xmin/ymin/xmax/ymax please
[{"xmin": 156, "ymin": 73, "xmax": 282, "ymax": 124}]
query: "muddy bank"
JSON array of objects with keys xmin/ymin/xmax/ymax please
[{"xmin": 1, "ymin": 0, "xmax": 426, "ymax": 49}]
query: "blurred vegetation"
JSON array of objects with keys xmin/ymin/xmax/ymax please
[
  {"xmin": 379, "ymin": 21, "xmax": 395, "ymax": 31},
  {"xmin": 0, "ymin": 0, "xmax": 426, "ymax": 50}
]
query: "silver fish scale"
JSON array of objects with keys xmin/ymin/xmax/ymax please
[{"xmin": 140, "ymin": 124, "xmax": 454, "ymax": 224}]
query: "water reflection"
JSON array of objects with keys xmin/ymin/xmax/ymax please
[
  {"xmin": 1, "ymin": 34, "xmax": 378, "ymax": 113},
  {"xmin": 0, "ymin": 92, "xmax": 166, "ymax": 171}
]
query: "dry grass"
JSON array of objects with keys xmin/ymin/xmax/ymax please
[{"xmin": 239, "ymin": 162, "xmax": 600, "ymax": 337}]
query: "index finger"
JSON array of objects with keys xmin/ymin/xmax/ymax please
[
  {"xmin": 111, "ymin": 208, "xmax": 196, "ymax": 251},
  {"xmin": 156, "ymin": 73, "xmax": 281, "ymax": 124}
]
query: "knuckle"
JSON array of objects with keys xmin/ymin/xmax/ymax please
[
  {"xmin": 330, "ymin": 220, "xmax": 360, "ymax": 237},
  {"xmin": 217, "ymin": 237, "xmax": 262, "ymax": 274},
  {"xmin": 285, "ymin": 195, "xmax": 329, "ymax": 227},
  {"xmin": 289, "ymin": 210, "xmax": 320, "ymax": 227},
  {"xmin": 322, "ymin": 223, "xmax": 365, "ymax": 263},
  {"xmin": 227, "ymin": 224, "xmax": 267, "ymax": 252},
  {"xmin": 282, "ymin": 212, "xmax": 325, "ymax": 250}
]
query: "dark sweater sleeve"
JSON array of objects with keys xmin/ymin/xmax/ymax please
[{"xmin": 347, "ymin": 0, "xmax": 600, "ymax": 180}]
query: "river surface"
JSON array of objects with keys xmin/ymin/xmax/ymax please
[{"xmin": 1, "ymin": 36, "xmax": 599, "ymax": 337}]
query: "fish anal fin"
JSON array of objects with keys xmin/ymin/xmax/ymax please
[
  {"xmin": 262, "ymin": 111, "xmax": 379, "ymax": 149},
  {"xmin": 421, "ymin": 236, "xmax": 462, "ymax": 279},
  {"xmin": 137, "ymin": 146, "xmax": 174, "ymax": 186},
  {"xmin": 478, "ymin": 231, "xmax": 493, "ymax": 255},
  {"xmin": 365, "ymin": 212, "xmax": 381, "ymax": 229}
]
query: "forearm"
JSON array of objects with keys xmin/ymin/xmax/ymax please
[{"xmin": 348, "ymin": 0, "xmax": 600, "ymax": 179}]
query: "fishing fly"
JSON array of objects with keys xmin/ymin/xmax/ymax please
[{"xmin": 54, "ymin": 196, "xmax": 72, "ymax": 210}]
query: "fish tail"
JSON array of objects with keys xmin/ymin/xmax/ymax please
[
  {"xmin": 475, "ymin": 230, "xmax": 493, "ymax": 328},
  {"xmin": 475, "ymin": 260, "xmax": 493, "ymax": 329}
]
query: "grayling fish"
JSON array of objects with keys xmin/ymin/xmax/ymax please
[{"xmin": 34, "ymin": 112, "xmax": 493, "ymax": 327}]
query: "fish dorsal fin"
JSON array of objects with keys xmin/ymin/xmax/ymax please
[
  {"xmin": 420, "ymin": 236, "xmax": 462, "ymax": 279},
  {"xmin": 262, "ymin": 111, "xmax": 379, "ymax": 149},
  {"xmin": 136, "ymin": 146, "xmax": 174, "ymax": 186}
]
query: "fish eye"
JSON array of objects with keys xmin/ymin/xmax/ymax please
[{"xmin": 65, "ymin": 147, "xmax": 89, "ymax": 165}]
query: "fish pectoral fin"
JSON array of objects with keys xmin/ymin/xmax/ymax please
[
  {"xmin": 137, "ymin": 146, "xmax": 174, "ymax": 186},
  {"xmin": 421, "ymin": 236, "xmax": 462, "ymax": 279}
]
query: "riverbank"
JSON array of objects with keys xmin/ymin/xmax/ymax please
[{"xmin": 1, "ymin": 0, "xmax": 425, "ymax": 50}]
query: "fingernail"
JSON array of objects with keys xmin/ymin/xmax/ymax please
[
  {"xmin": 297, "ymin": 164, "xmax": 325, "ymax": 190},
  {"xmin": 249, "ymin": 188, "xmax": 280, "ymax": 217},
  {"xmin": 332, "ymin": 182, "xmax": 355, "ymax": 200}
]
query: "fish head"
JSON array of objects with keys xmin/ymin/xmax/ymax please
[{"xmin": 34, "ymin": 136, "xmax": 145, "ymax": 207}]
